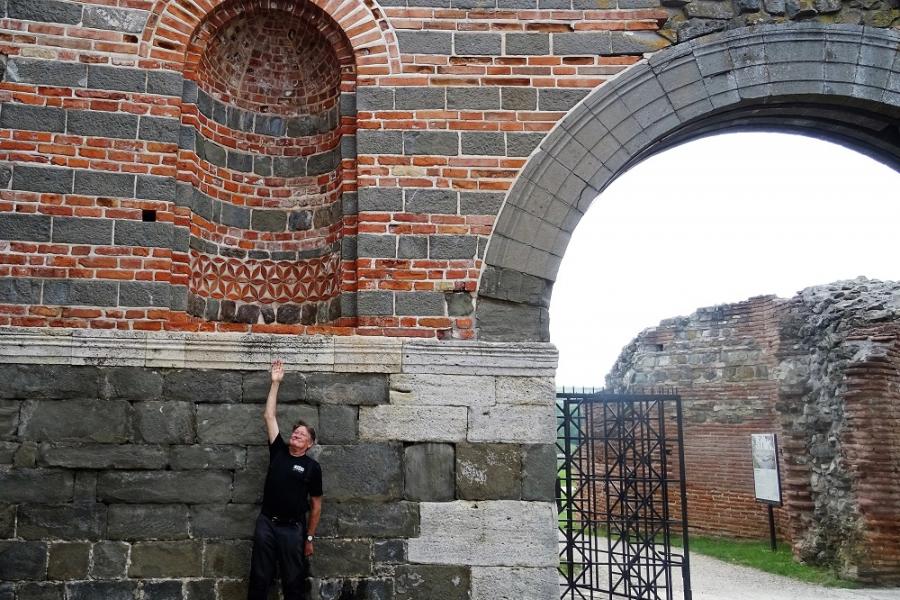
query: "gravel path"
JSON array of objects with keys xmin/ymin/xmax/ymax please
[{"xmin": 673, "ymin": 551, "xmax": 900, "ymax": 600}]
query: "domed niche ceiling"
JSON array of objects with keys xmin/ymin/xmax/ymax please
[{"xmin": 181, "ymin": 1, "xmax": 354, "ymax": 327}]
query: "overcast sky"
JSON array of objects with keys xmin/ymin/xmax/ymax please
[{"xmin": 550, "ymin": 132, "xmax": 900, "ymax": 388}]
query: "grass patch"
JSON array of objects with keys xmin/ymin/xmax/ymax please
[{"xmin": 682, "ymin": 536, "xmax": 858, "ymax": 588}]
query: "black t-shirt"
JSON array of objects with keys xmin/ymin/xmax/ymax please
[{"xmin": 261, "ymin": 435, "xmax": 323, "ymax": 522}]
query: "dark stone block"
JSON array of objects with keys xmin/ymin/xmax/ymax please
[
  {"xmin": 273, "ymin": 156, "xmax": 307, "ymax": 178},
  {"xmin": 136, "ymin": 175, "xmax": 176, "ymax": 201},
  {"xmin": 254, "ymin": 115, "xmax": 286, "ymax": 137},
  {"xmin": 5, "ymin": 58, "xmax": 86, "ymax": 88},
  {"xmin": 318, "ymin": 405, "xmax": 358, "ymax": 444},
  {"xmin": 320, "ymin": 502, "xmax": 418, "ymax": 538},
  {"xmin": 87, "ymin": 65, "xmax": 146, "ymax": 92},
  {"xmin": 0, "ymin": 213, "xmax": 51, "ymax": 242},
  {"xmin": 47, "ymin": 542, "xmax": 90, "ymax": 580},
  {"xmin": 253, "ymin": 155, "xmax": 272, "ymax": 177},
  {"xmin": 506, "ymin": 33, "xmax": 550, "ymax": 55},
  {"xmin": 288, "ymin": 210, "xmax": 312, "ymax": 231},
  {"xmin": 539, "ymin": 88, "xmax": 590, "ymax": 111},
  {"xmin": 226, "ymin": 107, "xmax": 253, "ymax": 133},
  {"xmin": 404, "ymin": 189, "xmax": 457, "ymax": 214},
  {"xmin": 357, "ymin": 130, "xmax": 402, "ymax": 155},
  {"xmin": 358, "ymin": 234, "xmax": 396, "ymax": 258},
  {"xmin": 8, "ymin": 0, "xmax": 81, "ymax": 24},
  {"xmin": 522, "ymin": 443, "xmax": 557, "ymax": 501},
  {"xmin": 0, "ymin": 541, "xmax": 47, "ymax": 580},
  {"xmin": 373, "ymin": 539, "xmax": 405, "ymax": 563},
  {"xmin": 395, "ymin": 87, "xmax": 445, "ymax": 110},
  {"xmin": 82, "ymin": 6, "xmax": 148, "ymax": 33},
  {"xmin": 251, "ymin": 210, "xmax": 287, "ymax": 232},
  {"xmin": 67, "ymin": 581, "xmax": 137, "ymax": 600},
  {"xmin": 461, "ymin": 132, "xmax": 505, "ymax": 156},
  {"xmin": 197, "ymin": 136, "xmax": 227, "ymax": 167},
  {"xmin": 357, "ymin": 87, "xmax": 394, "ymax": 111},
  {"xmin": 396, "ymin": 291, "xmax": 444, "ymax": 316},
  {"xmin": 0, "ymin": 277, "xmax": 42, "ymax": 304},
  {"xmin": 447, "ymin": 88, "xmax": 500, "ymax": 110},
  {"xmin": 22, "ymin": 399, "xmax": 131, "ymax": 443},
  {"xmin": 134, "ymin": 401, "xmax": 195, "ymax": 444},
  {"xmin": 144, "ymin": 581, "xmax": 183, "ymax": 600},
  {"xmin": 107, "ymin": 504, "xmax": 189, "ymax": 541},
  {"xmin": 225, "ymin": 151, "xmax": 251, "ymax": 173},
  {"xmin": 164, "ymin": 370, "xmax": 242, "ymax": 403},
  {"xmin": 47, "ymin": 279, "xmax": 120, "ymax": 306},
  {"xmin": 196, "ymin": 90, "xmax": 213, "ymax": 118},
  {"xmin": 204, "ymin": 297, "xmax": 220, "ymax": 321},
  {"xmin": 234, "ymin": 304, "xmax": 260, "ymax": 324},
  {"xmin": 18, "ymin": 504, "xmax": 106, "ymax": 540},
  {"xmin": 97, "ymin": 470, "xmax": 233, "ymax": 504},
  {"xmin": 74, "ymin": 170, "xmax": 135, "ymax": 197},
  {"xmin": 318, "ymin": 444, "xmax": 402, "ymax": 501},
  {"xmin": 129, "ymin": 541, "xmax": 203, "ymax": 577},
  {"xmin": 308, "ymin": 148, "xmax": 340, "ymax": 176},
  {"xmin": 0, "ymin": 164, "xmax": 11, "ymax": 188},
  {"xmin": 0, "ymin": 400, "xmax": 17, "ymax": 439},
  {"xmin": 553, "ymin": 32, "xmax": 612, "ymax": 56},
  {"xmin": 11, "ymin": 165, "xmax": 73, "ymax": 194},
  {"xmin": 197, "ymin": 403, "xmax": 315, "ymax": 445},
  {"xmin": 178, "ymin": 125, "xmax": 195, "ymax": 151},
  {"xmin": 139, "ymin": 116, "xmax": 180, "ymax": 143},
  {"xmin": 217, "ymin": 579, "xmax": 248, "ymax": 600},
  {"xmin": 397, "ymin": 31, "xmax": 452, "ymax": 54},
  {"xmin": 0, "ymin": 103, "xmax": 66, "ymax": 132},
  {"xmin": 220, "ymin": 300, "xmax": 236, "ymax": 321},
  {"xmin": 99, "ymin": 366, "xmax": 163, "ymax": 401},
  {"xmin": 395, "ymin": 565, "xmax": 469, "ymax": 600},
  {"xmin": 304, "ymin": 373, "xmax": 389, "ymax": 405},
  {"xmin": 454, "ymin": 32, "xmax": 501, "ymax": 55},
  {"xmin": 404, "ymin": 443, "xmax": 455, "ymax": 501},
  {"xmin": 169, "ymin": 445, "xmax": 245, "ymax": 470},
  {"xmin": 190, "ymin": 504, "xmax": 256, "ymax": 539},
  {"xmin": 456, "ymin": 443, "xmax": 522, "ymax": 500},
  {"xmin": 39, "ymin": 443, "xmax": 166, "ymax": 469},
  {"xmin": 147, "ymin": 71, "xmax": 183, "ymax": 96},
  {"xmin": 219, "ymin": 202, "xmax": 251, "ymax": 229},
  {"xmin": 260, "ymin": 305, "xmax": 275, "ymax": 324},
  {"xmin": 429, "ymin": 235, "xmax": 476, "ymax": 259},
  {"xmin": 309, "ymin": 539, "xmax": 372, "ymax": 578},
  {"xmin": 185, "ymin": 580, "xmax": 217, "ymax": 600},
  {"xmin": 459, "ymin": 191, "xmax": 504, "ymax": 215},
  {"xmin": 501, "ymin": 87, "xmax": 537, "ymax": 110},
  {"xmin": 115, "ymin": 220, "xmax": 174, "ymax": 249},
  {"xmin": 397, "ymin": 236, "xmax": 427, "ymax": 259},
  {"xmin": 446, "ymin": 292, "xmax": 473, "ymax": 316},
  {"xmin": 90, "ymin": 542, "xmax": 129, "ymax": 578},
  {"xmin": 1, "ymin": 365, "xmax": 99, "ymax": 400},
  {"xmin": 277, "ymin": 303, "xmax": 302, "ymax": 324},
  {"xmin": 202, "ymin": 541, "xmax": 252, "ymax": 577},
  {"xmin": 15, "ymin": 582, "xmax": 62, "ymax": 600},
  {"xmin": 506, "ymin": 132, "xmax": 545, "ymax": 157},
  {"xmin": 118, "ymin": 281, "xmax": 172, "ymax": 307},
  {"xmin": 0, "ymin": 505, "xmax": 15, "ymax": 537},
  {"xmin": 67, "ymin": 110, "xmax": 139, "ymax": 139},
  {"xmin": 357, "ymin": 291, "xmax": 393, "ymax": 316},
  {"xmin": 403, "ymin": 131, "xmax": 459, "ymax": 155},
  {"xmin": 51, "ymin": 216, "xmax": 113, "ymax": 244}
]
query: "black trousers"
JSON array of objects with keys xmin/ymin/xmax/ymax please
[{"xmin": 247, "ymin": 514, "xmax": 307, "ymax": 600}]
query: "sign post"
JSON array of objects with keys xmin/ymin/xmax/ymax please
[{"xmin": 751, "ymin": 433, "xmax": 782, "ymax": 551}]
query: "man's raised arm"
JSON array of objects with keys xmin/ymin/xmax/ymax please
[{"xmin": 264, "ymin": 359, "xmax": 284, "ymax": 444}]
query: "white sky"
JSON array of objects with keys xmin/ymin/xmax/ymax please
[{"xmin": 550, "ymin": 132, "xmax": 900, "ymax": 388}]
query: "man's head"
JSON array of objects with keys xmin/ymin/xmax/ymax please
[{"xmin": 289, "ymin": 420, "xmax": 316, "ymax": 455}]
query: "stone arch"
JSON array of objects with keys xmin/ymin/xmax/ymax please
[
  {"xmin": 141, "ymin": 0, "xmax": 401, "ymax": 74},
  {"xmin": 477, "ymin": 23, "xmax": 900, "ymax": 342}
]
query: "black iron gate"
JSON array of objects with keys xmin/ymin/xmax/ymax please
[{"xmin": 557, "ymin": 389, "xmax": 692, "ymax": 600}]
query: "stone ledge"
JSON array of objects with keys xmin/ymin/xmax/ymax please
[{"xmin": 0, "ymin": 328, "xmax": 557, "ymax": 375}]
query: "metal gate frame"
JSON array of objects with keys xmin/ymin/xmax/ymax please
[{"xmin": 557, "ymin": 389, "xmax": 692, "ymax": 600}]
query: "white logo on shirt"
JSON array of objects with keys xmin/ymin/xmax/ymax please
[{"xmin": 292, "ymin": 465, "xmax": 305, "ymax": 474}]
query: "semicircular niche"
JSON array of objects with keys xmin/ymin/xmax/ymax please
[{"xmin": 180, "ymin": 0, "xmax": 354, "ymax": 327}]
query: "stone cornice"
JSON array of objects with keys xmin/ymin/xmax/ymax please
[{"xmin": 0, "ymin": 328, "xmax": 558, "ymax": 376}]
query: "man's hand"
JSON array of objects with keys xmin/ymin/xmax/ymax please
[
  {"xmin": 271, "ymin": 359, "xmax": 284, "ymax": 383},
  {"xmin": 304, "ymin": 540, "xmax": 314, "ymax": 557}
]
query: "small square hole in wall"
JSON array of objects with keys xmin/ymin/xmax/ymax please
[
  {"xmin": 654, "ymin": 344, "xmax": 665, "ymax": 352},
  {"xmin": 142, "ymin": 209, "xmax": 157, "ymax": 222}
]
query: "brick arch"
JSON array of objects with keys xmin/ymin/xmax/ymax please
[
  {"xmin": 141, "ymin": 0, "xmax": 400, "ymax": 74},
  {"xmin": 477, "ymin": 23, "xmax": 900, "ymax": 343}
]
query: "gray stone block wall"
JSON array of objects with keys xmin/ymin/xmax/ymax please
[{"xmin": 0, "ymin": 334, "xmax": 559, "ymax": 599}]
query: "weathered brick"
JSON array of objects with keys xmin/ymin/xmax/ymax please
[
  {"xmin": 0, "ymin": 213, "xmax": 51, "ymax": 242},
  {"xmin": 67, "ymin": 110, "xmax": 139, "ymax": 140},
  {"xmin": 0, "ymin": 104, "xmax": 66, "ymax": 133},
  {"xmin": 73, "ymin": 170, "xmax": 135, "ymax": 197},
  {"xmin": 87, "ymin": 65, "xmax": 146, "ymax": 92},
  {"xmin": 11, "ymin": 165, "xmax": 73, "ymax": 194}
]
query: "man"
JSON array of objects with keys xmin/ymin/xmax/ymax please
[{"xmin": 247, "ymin": 359, "xmax": 323, "ymax": 600}]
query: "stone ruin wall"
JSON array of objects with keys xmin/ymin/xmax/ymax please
[{"xmin": 606, "ymin": 279, "xmax": 900, "ymax": 583}]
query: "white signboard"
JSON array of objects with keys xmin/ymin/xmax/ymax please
[{"xmin": 751, "ymin": 433, "xmax": 782, "ymax": 505}]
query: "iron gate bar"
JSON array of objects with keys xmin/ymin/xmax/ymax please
[{"xmin": 557, "ymin": 388, "xmax": 692, "ymax": 600}]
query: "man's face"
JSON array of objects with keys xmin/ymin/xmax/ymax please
[{"xmin": 289, "ymin": 426, "xmax": 314, "ymax": 453}]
